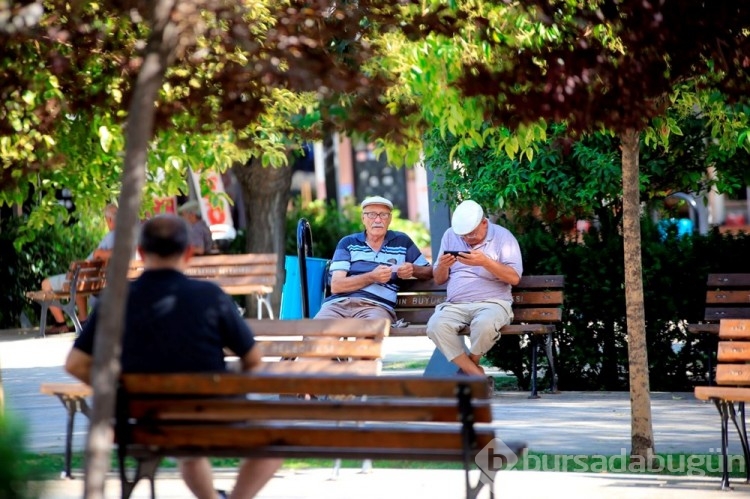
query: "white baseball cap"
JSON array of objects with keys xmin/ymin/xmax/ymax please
[
  {"xmin": 452, "ymin": 200, "xmax": 484, "ymax": 235},
  {"xmin": 360, "ymin": 196, "xmax": 393, "ymax": 210}
]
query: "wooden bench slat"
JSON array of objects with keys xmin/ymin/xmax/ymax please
[
  {"xmin": 127, "ymin": 255, "xmax": 278, "ymax": 300},
  {"xmin": 715, "ymin": 364, "xmax": 750, "ymax": 385},
  {"xmin": 257, "ymin": 339, "xmax": 383, "ymax": 359},
  {"xmin": 706, "ymin": 290, "xmax": 750, "ymax": 304},
  {"xmin": 719, "ymin": 319, "xmax": 750, "ymax": 339},
  {"xmin": 127, "ymin": 398, "xmax": 493, "ymax": 423},
  {"xmin": 40, "ymin": 382, "xmax": 93, "ymax": 398},
  {"xmin": 706, "ymin": 274, "xmax": 750, "ymax": 287},
  {"xmin": 254, "ymin": 360, "xmax": 382, "ymax": 375},
  {"xmin": 686, "ymin": 323, "xmax": 719, "ymax": 334},
  {"xmin": 247, "ymin": 318, "xmax": 391, "ymax": 338},
  {"xmin": 695, "ymin": 385, "xmax": 750, "ymax": 402},
  {"xmin": 130, "ymin": 424, "xmax": 497, "ymax": 453},
  {"xmin": 388, "ymin": 323, "xmax": 557, "ymax": 337},
  {"xmin": 717, "ymin": 341, "xmax": 750, "ymax": 362},
  {"xmin": 120, "ymin": 373, "xmax": 490, "ymax": 399},
  {"xmin": 704, "ymin": 308, "xmax": 750, "ymax": 321}
]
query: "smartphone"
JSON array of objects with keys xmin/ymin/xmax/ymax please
[{"xmin": 444, "ymin": 250, "xmax": 466, "ymax": 257}]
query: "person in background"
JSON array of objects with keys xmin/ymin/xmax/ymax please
[
  {"xmin": 39, "ymin": 203, "xmax": 118, "ymax": 334},
  {"xmin": 314, "ymin": 195, "xmax": 433, "ymax": 321},
  {"xmin": 178, "ymin": 200, "xmax": 214, "ymax": 255},
  {"xmin": 65, "ymin": 214, "xmax": 280, "ymax": 499},
  {"xmin": 426, "ymin": 200, "xmax": 523, "ymax": 377}
]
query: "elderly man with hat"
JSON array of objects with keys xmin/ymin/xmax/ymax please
[
  {"xmin": 427, "ymin": 200, "xmax": 523, "ymax": 377},
  {"xmin": 178, "ymin": 199, "xmax": 214, "ymax": 256},
  {"xmin": 314, "ymin": 195, "xmax": 433, "ymax": 321}
]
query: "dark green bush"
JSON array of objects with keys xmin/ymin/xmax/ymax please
[
  {"xmin": 486, "ymin": 216, "xmax": 750, "ymax": 392},
  {"xmin": 0, "ymin": 215, "xmax": 101, "ymax": 329}
]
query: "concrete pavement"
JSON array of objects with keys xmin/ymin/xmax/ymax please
[{"xmin": 2, "ymin": 330, "xmax": 748, "ymax": 498}]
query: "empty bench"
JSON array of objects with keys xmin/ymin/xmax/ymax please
[
  {"xmin": 694, "ymin": 319, "xmax": 750, "ymax": 490},
  {"xmin": 391, "ymin": 275, "xmax": 565, "ymax": 397},
  {"xmin": 687, "ymin": 273, "xmax": 750, "ymax": 382},
  {"xmin": 128, "ymin": 253, "xmax": 278, "ymax": 318},
  {"xmin": 25, "ymin": 259, "xmax": 108, "ymax": 337},
  {"xmin": 117, "ymin": 371, "xmax": 522, "ymax": 499},
  {"xmin": 40, "ymin": 318, "xmax": 389, "ymax": 479}
]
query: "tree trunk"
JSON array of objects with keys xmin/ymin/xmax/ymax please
[
  {"xmin": 83, "ymin": 2, "xmax": 178, "ymax": 497},
  {"xmin": 620, "ymin": 128, "xmax": 656, "ymax": 464},
  {"xmin": 234, "ymin": 158, "xmax": 293, "ymax": 317}
]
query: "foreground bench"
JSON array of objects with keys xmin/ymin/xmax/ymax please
[
  {"xmin": 117, "ymin": 372, "xmax": 522, "ymax": 499},
  {"xmin": 391, "ymin": 275, "xmax": 564, "ymax": 397},
  {"xmin": 694, "ymin": 319, "xmax": 750, "ymax": 490},
  {"xmin": 687, "ymin": 273, "xmax": 750, "ymax": 382},
  {"xmin": 25, "ymin": 260, "xmax": 108, "ymax": 337},
  {"xmin": 128, "ymin": 253, "xmax": 278, "ymax": 318},
  {"xmin": 40, "ymin": 318, "xmax": 389, "ymax": 479}
]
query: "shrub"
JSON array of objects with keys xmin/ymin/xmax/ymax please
[{"xmin": 0, "ymin": 215, "xmax": 102, "ymax": 329}]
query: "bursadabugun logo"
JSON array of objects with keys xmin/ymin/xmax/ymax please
[
  {"xmin": 474, "ymin": 437, "xmax": 520, "ymax": 485},
  {"xmin": 476, "ymin": 440, "xmax": 744, "ymax": 483}
]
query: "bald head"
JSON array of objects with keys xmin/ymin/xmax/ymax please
[{"xmin": 139, "ymin": 215, "xmax": 190, "ymax": 259}]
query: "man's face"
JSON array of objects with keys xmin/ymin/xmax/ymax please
[
  {"xmin": 460, "ymin": 218, "xmax": 488, "ymax": 246},
  {"xmin": 362, "ymin": 204, "xmax": 392, "ymax": 235}
]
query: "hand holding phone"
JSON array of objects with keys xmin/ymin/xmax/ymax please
[{"xmin": 444, "ymin": 250, "xmax": 466, "ymax": 257}]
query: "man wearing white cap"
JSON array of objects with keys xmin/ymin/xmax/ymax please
[
  {"xmin": 426, "ymin": 200, "xmax": 523, "ymax": 376},
  {"xmin": 315, "ymin": 196, "xmax": 433, "ymax": 321}
]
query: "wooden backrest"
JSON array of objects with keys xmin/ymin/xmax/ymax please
[
  {"xmin": 702, "ymin": 274, "xmax": 750, "ymax": 322},
  {"xmin": 395, "ymin": 275, "xmax": 565, "ymax": 325},
  {"xmin": 118, "ymin": 372, "xmax": 494, "ymax": 455},
  {"xmin": 715, "ymin": 319, "xmax": 750, "ymax": 386},
  {"xmin": 128, "ymin": 254, "xmax": 278, "ymax": 294},
  {"xmin": 62, "ymin": 260, "xmax": 108, "ymax": 293},
  {"xmin": 245, "ymin": 318, "xmax": 390, "ymax": 375},
  {"xmin": 121, "ymin": 373, "xmax": 492, "ymax": 428}
]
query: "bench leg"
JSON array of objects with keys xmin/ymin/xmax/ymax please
[
  {"xmin": 544, "ymin": 332, "xmax": 559, "ymax": 393},
  {"xmin": 728, "ymin": 402, "xmax": 750, "ymax": 483},
  {"xmin": 528, "ymin": 335, "xmax": 539, "ymax": 399},
  {"xmin": 714, "ymin": 400, "xmax": 732, "ymax": 490},
  {"xmin": 37, "ymin": 302, "xmax": 50, "ymax": 338},
  {"xmin": 54, "ymin": 394, "xmax": 90, "ymax": 479},
  {"xmin": 257, "ymin": 294, "xmax": 274, "ymax": 319},
  {"xmin": 119, "ymin": 455, "xmax": 160, "ymax": 499}
]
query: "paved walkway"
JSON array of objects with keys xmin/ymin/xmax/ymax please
[{"xmin": 2, "ymin": 330, "xmax": 748, "ymax": 498}]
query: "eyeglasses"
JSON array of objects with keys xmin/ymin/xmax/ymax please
[
  {"xmin": 363, "ymin": 212, "xmax": 392, "ymax": 220},
  {"xmin": 461, "ymin": 219, "xmax": 485, "ymax": 239}
]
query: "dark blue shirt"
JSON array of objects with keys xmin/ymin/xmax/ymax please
[{"xmin": 74, "ymin": 269, "xmax": 255, "ymax": 373}]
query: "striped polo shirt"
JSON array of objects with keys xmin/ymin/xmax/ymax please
[{"xmin": 323, "ymin": 230, "xmax": 430, "ymax": 310}]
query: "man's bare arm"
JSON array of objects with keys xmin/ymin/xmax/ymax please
[{"xmin": 65, "ymin": 348, "xmax": 93, "ymax": 385}]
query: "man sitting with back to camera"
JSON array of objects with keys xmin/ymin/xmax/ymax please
[
  {"xmin": 65, "ymin": 214, "xmax": 280, "ymax": 499},
  {"xmin": 314, "ymin": 196, "xmax": 433, "ymax": 321}
]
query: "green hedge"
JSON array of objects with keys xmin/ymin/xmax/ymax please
[
  {"xmin": 0, "ymin": 216, "xmax": 102, "ymax": 329},
  {"xmin": 486, "ymin": 217, "xmax": 750, "ymax": 392}
]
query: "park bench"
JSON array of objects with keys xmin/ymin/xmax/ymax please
[
  {"xmin": 39, "ymin": 318, "xmax": 389, "ymax": 479},
  {"xmin": 25, "ymin": 259, "xmax": 108, "ymax": 337},
  {"xmin": 390, "ymin": 275, "xmax": 565, "ymax": 397},
  {"xmin": 128, "ymin": 253, "xmax": 278, "ymax": 319},
  {"xmin": 116, "ymin": 371, "xmax": 520, "ymax": 499},
  {"xmin": 687, "ymin": 273, "xmax": 750, "ymax": 382},
  {"xmin": 694, "ymin": 319, "xmax": 750, "ymax": 490}
]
